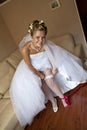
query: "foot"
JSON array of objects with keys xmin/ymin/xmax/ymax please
[
  {"xmin": 52, "ymin": 98, "xmax": 58, "ymax": 112},
  {"xmin": 61, "ymin": 96, "xmax": 71, "ymax": 107}
]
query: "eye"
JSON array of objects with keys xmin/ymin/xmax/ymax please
[
  {"xmin": 35, "ymin": 36, "xmax": 46, "ymax": 40},
  {"xmin": 36, "ymin": 36, "xmax": 40, "ymax": 39},
  {"xmin": 42, "ymin": 36, "xmax": 46, "ymax": 40}
]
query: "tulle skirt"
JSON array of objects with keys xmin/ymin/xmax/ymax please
[{"xmin": 10, "ymin": 60, "xmax": 46, "ymax": 126}]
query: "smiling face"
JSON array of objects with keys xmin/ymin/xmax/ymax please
[{"xmin": 32, "ymin": 30, "xmax": 46, "ymax": 49}]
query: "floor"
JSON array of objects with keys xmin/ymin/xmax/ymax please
[{"xmin": 25, "ymin": 83, "xmax": 87, "ymax": 130}]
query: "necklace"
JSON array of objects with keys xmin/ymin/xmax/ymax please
[{"xmin": 31, "ymin": 42, "xmax": 42, "ymax": 52}]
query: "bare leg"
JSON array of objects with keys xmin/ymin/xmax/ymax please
[
  {"xmin": 44, "ymin": 69, "xmax": 68, "ymax": 107},
  {"xmin": 42, "ymin": 80, "xmax": 58, "ymax": 112}
]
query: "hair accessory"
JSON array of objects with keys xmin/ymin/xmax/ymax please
[
  {"xmin": 28, "ymin": 29, "xmax": 31, "ymax": 33},
  {"xmin": 39, "ymin": 20, "xmax": 44, "ymax": 24},
  {"xmin": 29, "ymin": 23, "xmax": 33, "ymax": 29},
  {"xmin": 28, "ymin": 23, "xmax": 33, "ymax": 33}
]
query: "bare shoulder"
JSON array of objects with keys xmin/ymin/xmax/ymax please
[{"xmin": 21, "ymin": 41, "xmax": 31, "ymax": 54}]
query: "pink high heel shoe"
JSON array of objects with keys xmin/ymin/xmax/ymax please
[{"xmin": 61, "ymin": 96, "xmax": 71, "ymax": 107}]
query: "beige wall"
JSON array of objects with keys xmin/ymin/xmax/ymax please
[
  {"xmin": 0, "ymin": 0, "xmax": 87, "ymax": 49},
  {"xmin": 0, "ymin": 14, "xmax": 17, "ymax": 61}
]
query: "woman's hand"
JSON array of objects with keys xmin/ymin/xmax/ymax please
[
  {"xmin": 39, "ymin": 72, "xmax": 45, "ymax": 79},
  {"xmin": 52, "ymin": 68, "xmax": 58, "ymax": 75}
]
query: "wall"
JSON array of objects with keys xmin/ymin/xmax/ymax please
[
  {"xmin": 0, "ymin": 0, "xmax": 87, "ymax": 47},
  {"xmin": 0, "ymin": 14, "xmax": 17, "ymax": 61}
]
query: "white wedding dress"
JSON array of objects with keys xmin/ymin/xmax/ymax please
[{"xmin": 10, "ymin": 35, "xmax": 87, "ymax": 126}]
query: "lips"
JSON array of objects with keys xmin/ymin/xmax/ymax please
[{"xmin": 36, "ymin": 46, "xmax": 41, "ymax": 50}]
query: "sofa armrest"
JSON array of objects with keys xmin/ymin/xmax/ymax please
[
  {"xmin": 82, "ymin": 44, "xmax": 87, "ymax": 58},
  {"xmin": 74, "ymin": 44, "xmax": 82, "ymax": 58},
  {"xmin": 74, "ymin": 43, "xmax": 87, "ymax": 70}
]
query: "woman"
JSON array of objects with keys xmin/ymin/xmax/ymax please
[{"xmin": 10, "ymin": 20, "xmax": 87, "ymax": 126}]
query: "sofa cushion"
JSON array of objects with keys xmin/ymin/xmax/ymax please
[
  {"xmin": 0, "ymin": 67, "xmax": 15, "ymax": 95},
  {"xmin": 3, "ymin": 90, "xmax": 10, "ymax": 99},
  {"xmin": 6, "ymin": 49, "xmax": 22, "ymax": 69},
  {"xmin": 14, "ymin": 123, "xmax": 25, "ymax": 130},
  {"xmin": 0, "ymin": 99, "xmax": 18, "ymax": 130},
  {"xmin": 0, "ymin": 61, "xmax": 11, "ymax": 78},
  {"xmin": 0, "ymin": 99, "xmax": 10, "ymax": 114},
  {"xmin": 50, "ymin": 34, "xmax": 75, "ymax": 54},
  {"xmin": 0, "ymin": 94, "xmax": 3, "ymax": 99}
]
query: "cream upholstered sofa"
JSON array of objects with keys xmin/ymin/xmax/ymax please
[
  {"xmin": 0, "ymin": 50, "xmax": 24, "ymax": 130},
  {"xmin": 0, "ymin": 33, "xmax": 86, "ymax": 130}
]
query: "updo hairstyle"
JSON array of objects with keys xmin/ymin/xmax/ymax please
[{"xmin": 28, "ymin": 20, "xmax": 48, "ymax": 36}]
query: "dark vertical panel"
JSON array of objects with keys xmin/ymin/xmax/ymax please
[{"xmin": 76, "ymin": 0, "xmax": 87, "ymax": 41}]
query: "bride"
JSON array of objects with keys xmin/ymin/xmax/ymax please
[{"xmin": 10, "ymin": 20, "xmax": 87, "ymax": 126}]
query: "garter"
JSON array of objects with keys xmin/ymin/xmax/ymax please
[{"xmin": 45, "ymin": 74, "xmax": 53, "ymax": 80}]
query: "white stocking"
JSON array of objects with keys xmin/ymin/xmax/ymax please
[
  {"xmin": 44, "ymin": 69, "xmax": 64, "ymax": 99},
  {"xmin": 42, "ymin": 80, "xmax": 55, "ymax": 104},
  {"xmin": 42, "ymin": 80, "xmax": 58, "ymax": 112}
]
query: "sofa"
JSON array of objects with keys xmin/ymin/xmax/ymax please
[{"xmin": 0, "ymin": 33, "xmax": 87, "ymax": 130}]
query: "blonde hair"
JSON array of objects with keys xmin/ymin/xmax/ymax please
[{"xmin": 28, "ymin": 20, "xmax": 47, "ymax": 36}]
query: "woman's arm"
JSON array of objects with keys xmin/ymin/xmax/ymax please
[{"xmin": 21, "ymin": 45, "xmax": 45, "ymax": 79}]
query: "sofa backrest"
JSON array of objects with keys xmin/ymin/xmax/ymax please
[{"xmin": 50, "ymin": 33, "xmax": 75, "ymax": 54}]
